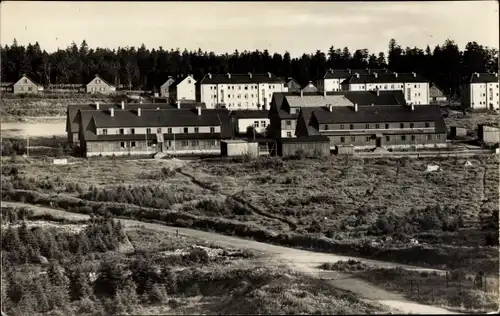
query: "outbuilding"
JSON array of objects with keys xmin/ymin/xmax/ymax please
[
  {"xmin": 277, "ymin": 135, "xmax": 330, "ymax": 157},
  {"xmin": 220, "ymin": 139, "xmax": 259, "ymax": 157}
]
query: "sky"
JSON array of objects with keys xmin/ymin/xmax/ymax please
[{"xmin": 1, "ymin": 1, "xmax": 499, "ymax": 57}]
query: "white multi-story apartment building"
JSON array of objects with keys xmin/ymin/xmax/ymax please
[
  {"xmin": 200, "ymin": 72, "xmax": 286, "ymax": 110},
  {"xmin": 316, "ymin": 68, "xmax": 392, "ymax": 93},
  {"xmin": 460, "ymin": 72, "xmax": 499, "ymax": 110},
  {"xmin": 341, "ymin": 72, "xmax": 430, "ymax": 105}
]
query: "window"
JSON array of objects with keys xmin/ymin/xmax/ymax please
[
  {"xmin": 254, "ymin": 121, "xmax": 259, "ymax": 127},
  {"xmin": 349, "ymin": 124, "xmax": 354, "ymax": 130},
  {"xmin": 411, "ymin": 135, "xmax": 415, "ymax": 141},
  {"xmin": 164, "ymin": 127, "xmax": 171, "ymax": 134},
  {"xmin": 385, "ymin": 136, "xmax": 390, "ymax": 141},
  {"xmin": 425, "ymin": 122, "xmax": 430, "ymax": 128},
  {"xmin": 181, "ymin": 140, "xmax": 189, "ymax": 147},
  {"xmin": 350, "ymin": 136, "xmax": 356, "ymax": 142},
  {"xmin": 209, "ymin": 140, "xmax": 216, "ymax": 146},
  {"xmin": 146, "ymin": 128, "xmax": 151, "ymax": 134},
  {"xmin": 194, "ymin": 127, "xmax": 199, "ymax": 133},
  {"xmin": 401, "ymin": 135, "xmax": 406, "ymax": 141},
  {"xmin": 340, "ymin": 137, "xmax": 345, "ymax": 143},
  {"xmin": 375, "ymin": 124, "xmax": 380, "ymax": 129},
  {"xmin": 286, "ymin": 132, "xmax": 292, "ymax": 137},
  {"xmin": 365, "ymin": 124, "xmax": 370, "ymax": 129},
  {"xmin": 120, "ymin": 142, "xmax": 126, "ymax": 148},
  {"xmin": 436, "ymin": 134, "xmax": 441, "ymax": 140},
  {"xmin": 130, "ymin": 128, "xmax": 135, "ymax": 134},
  {"xmin": 245, "ymin": 86, "xmax": 248, "ymax": 90},
  {"xmin": 414, "ymin": 85, "xmax": 417, "ymax": 88},
  {"xmin": 188, "ymin": 79, "xmax": 191, "ymax": 84},
  {"xmin": 210, "ymin": 127, "xmax": 215, "ymax": 133},
  {"xmin": 183, "ymin": 127, "xmax": 189, "ymax": 133},
  {"xmin": 410, "ymin": 123, "xmax": 414, "ymax": 128},
  {"xmin": 23, "ymin": 79, "xmax": 28, "ymax": 84},
  {"xmin": 102, "ymin": 129, "xmax": 108, "ymax": 135},
  {"xmin": 147, "ymin": 140, "xmax": 155, "ymax": 147},
  {"xmin": 131, "ymin": 141, "xmax": 136, "ymax": 148},
  {"xmin": 325, "ymin": 124, "xmax": 329, "ymax": 130},
  {"xmin": 400, "ymin": 123, "xmax": 404, "ymax": 129},
  {"xmin": 119, "ymin": 129, "xmax": 124, "ymax": 135},
  {"xmin": 286, "ymin": 120, "xmax": 291, "ymax": 126},
  {"xmin": 261, "ymin": 121, "xmax": 266, "ymax": 127},
  {"xmin": 157, "ymin": 128, "xmax": 162, "ymax": 134},
  {"xmin": 340, "ymin": 124, "xmax": 345, "ymax": 130},
  {"xmin": 366, "ymin": 136, "xmax": 371, "ymax": 141},
  {"xmin": 191, "ymin": 140, "xmax": 199, "ymax": 146},
  {"xmin": 427, "ymin": 135, "xmax": 431, "ymax": 140},
  {"xmin": 28, "ymin": 87, "xmax": 33, "ymax": 91}
]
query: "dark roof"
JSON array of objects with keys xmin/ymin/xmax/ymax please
[
  {"xmin": 0, "ymin": 82, "xmax": 14, "ymax": 87},
  {"xmin": 331, "ymin": 90, "xmax": 406, "ymax": 106},
  {"xmin": 468, "ymin": 73, "xmax": 499, "ymax": 84},
  {"xmin": 200, "ymin": 73, "xmax": 284, "ymax": 84},
  {"xmin": 344, "ymin": 72, "xmax": 429, "ymax": 84},
  {"xmin": 324, "ymin": 68, "xmax": 392, "ymax": 79},
  {"xmin": 279, "ymin": 135, "xmax": 330, "ymax": 143},
  {"xmin": 15, "ymin": 74, "xmax": 41, "ymax": 87},
  {"xmin": 312, "ymin": 104, "xmax": 445, "ymax": 129},
  {"xmin": 231, "ymin": 110, "xmax": 269, "ymax": 119},
  {"xmin": 89, "ymin": 75, "xmax": 114, "ymax": 87},
  {"xmin": 67, "ymin": 103, "xmax": 178, "ymax": 133}
]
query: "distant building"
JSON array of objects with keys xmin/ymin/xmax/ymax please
[
  {"xmin": 160, "ymin": 77, "xmax": 175, "ymax": 98},
  {"xmin": 0, "ymin": 82, "xmax": 13, "ymax": 92},
  {"xmin": 86, "ymin": 75, "xmax": 116, "ymax": 94},
  {"xmin": 460, "ymin": 72, "xmax": 499, "ymax": 110},
  {"xmin": 279, "ymin": 77, "xmax": 301, "ymax": 93},
  {"xmin": 200, "ymin": 72, "xmax": 286, "ymax": 110},
  {"xmin": 170, "ymin": 74, "xmax": 197, "ymax": 102},
  {"xmin": 230, "ymin": 110, "xmax": 270, "ymax": 136},
  {"xmin": 317, "ymin": 68, "xmax": 392, "ymax": 93},
  {"xmin": 13, "ymin": 74, "xmax": 43, "ymax": 94},
  {"xmin": 341, "ymin": 72, "xmax": 430, "ymax": 105},
  {"xmin": 429, "ymin": 83, "xmax": 447, "ymax": 104},
  {"xmin": 301, "ymin": 81, "xmax": 318, "ymax": 93}
]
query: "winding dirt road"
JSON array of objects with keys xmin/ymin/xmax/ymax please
[{"xmin": 1, "ymin": 201, "xmax": 462, "ymax": 315}]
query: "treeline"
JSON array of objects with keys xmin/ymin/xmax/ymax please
[{"xmin": 1, "ymin": 38, "xmax": 498, "ymax": 97}]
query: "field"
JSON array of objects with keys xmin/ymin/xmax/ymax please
[
  {"xmin": 1, "ymin": 154, "xmax": 498, "ymax": 277},
  {"xmin": 319, "ymin": 260, "xmax": 499, "ymax": 313},
  {"xmin": 1, "ymin": 205, "xmax": 392, "ymax": 316}
]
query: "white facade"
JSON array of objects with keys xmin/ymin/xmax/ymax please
[
  {"xmin": 201, "ymin": 78, "xmax": 286, "ymax": 110},
  {"xmin": 236, "ymin": 118, "xmax": 269, "ymax": 134},
  {"xmin": 344, "ymin": 80, "xmax": 429, "ymax": 105},
  {"xmin": 317, "ymin": 78, "xmax": 347, "ymax": 92},
  {"xmin": 465, "ymin": 81, "xmax": 499, "ymax": 110},
  {"xmin": 173, "ymin": 75, "xmax": 196, "ymax": 101}
]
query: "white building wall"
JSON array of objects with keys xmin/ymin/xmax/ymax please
[
  {"xmin": 176, "ymin": 76, "xmax": 196, "ymax": 101},
  {"xmin": 345, "ymin": 81, "xmax": 429, "ymax": 104},
  {"xmin": 322, "ymin": 78, "xmax": 345, "ymax": 92},
  {"xmin": 468, "ymin": 82, "xmax": 500, "ymax": 109},
  {"xmin": 237, "ymin": 118, "xmax": 269, "ymax": 134},
  {"xmin": 97, "ymin": 126, "xmax": 221, "ymax": 135}
]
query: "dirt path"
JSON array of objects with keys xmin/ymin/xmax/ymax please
[{"xmin": 1, "ymin": 201, "xmax": 462, "ymax": 314}]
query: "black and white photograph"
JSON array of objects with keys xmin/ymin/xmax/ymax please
[{"xmin": 0, "ymin": 0, "xmax": 499, "ymax": 315}]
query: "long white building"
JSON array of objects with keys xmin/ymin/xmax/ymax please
[
  {"xmin": 460, "ymin": 72, "xmax": 499, "ymax": 110},
  {"xmin": 200, "ymin": 72, "xmax": 286, "ymax": 110},
  {"xmin": 340, "ymin": 72, "xmax": 430, "ymax": 105},
  {"xmin": 316, "ymin": 68, "xmax": 392, "ymax": 92}
]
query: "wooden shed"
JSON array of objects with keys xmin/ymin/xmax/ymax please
[
  {"xmin": 450, "ymin": 126, "xmax": 467, "ymax": 138},
  {"xmin": 221, "ymin": 139, "xmax": 259, "ymax": 157},
  {"xmin": 277, "ymin": 136, "xmax": 330, "ymax": 157},
  {"xmin": 335, "ymin": 145, "xmax": 355, "ymax": 155},
  {"xmin": 478, "ymin": 124, "xmax": 500, "ymax": 144}
]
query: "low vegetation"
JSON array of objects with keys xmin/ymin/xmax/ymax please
[
  {"xmin": 319, "ymin": 260, "xmax": 499, "ymax": 313},
  {"xmin": 1, "ymin": 206, "xmax": 390, "ymax": 315}
]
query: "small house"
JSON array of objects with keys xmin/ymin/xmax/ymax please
[
  {"xmin": 429, "ymin": 83, "xmax": 447, "ymax": 104},
  {"xmin": 230, "ymin": 110, "xmax": 270, "ymax": 136},
  {"xmin": 160, "ymin": 76, "xmax": 175, "ymax": 98},
  {"xmin": 86, "ymin": 75, "xmax": 116, "ymax": 94},
  {"xmin": 13, "ymin": 75, "xmax": 43, "ymax": 94},
  {"xmin": 170, "ymin": 74, "xmax": 197, "ymax": 103},
  {"xmin": 0, "ymin": 82, "xmax": 13, "ymax": 92}
]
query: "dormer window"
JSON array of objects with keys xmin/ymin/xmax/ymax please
[{"xmin": 102, "ymin": 129, "xmax": 108, "ymax": 135}]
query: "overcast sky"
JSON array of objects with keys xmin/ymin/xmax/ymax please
[{"xmin": 1, "ymin": 1, "xmax": 498, "ymax": 57}]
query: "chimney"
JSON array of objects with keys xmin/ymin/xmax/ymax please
[
  {"xmin": 139, "ymin": 100, "xmax": 143, "ymax": 104},
  {"xmin": 137, "ymin": 108, "xmax": 141, "ymax": 116},
  {"xmin": 348, "ymin": 68, "xmax": 351, "ymax": 73},
  {"xmin": 268, "ymin": 72, "xmax": 272, "ymax": 78},
  {"xmin": 394, "ymin": 73, "xmax": 398, "ymax": 78},
  {"xmin": 371, "ymin": 103, "xmax": 375, "ymax": 106},
  {"xmin": 355, "ymin": 73, "xmax": 360, "ymax": 78},
  {"xmin": 121, "ymin": 101, "xmax": 125, "ymax": 110},
  {"xmin": 110, "ymin": 108, "xmax": 114, "ymax": 117},
  {"xmin": 95, "ymin": 102, "xmax": 100, "ymax": 110},
  {"xmin": 411, "ymin": 104, "xmax": 415, "ymax": 111},
  {"xmin": 208, "ymin": 73, "xmax": 212, "ymax": 79},
  {"xmin": 376, "ymin": 90, "xmax": 380, "ymax": 96},
  {"xmin": 248, "ymin": 72, "xmax": 252, "ymax": 79},
  {"xmin": 374, "ymin": 73, "xmax": 378, "ymax": 78},
  {"xmin": 475, "ymin": 72, "xmax": 480, "ymax": 77},
  {"xmin": 495, "ymin": 73, "xmax": 498, "ymax": 78},
  {"xmin": 227, "ymin": 73, "xmax": 231, "ymax": 79},
  {"xmin": 412, "ymin": 72, "xmax": 416, "ymax": 78},
  {"xmin": 354, "ymin": 103, "xmax": 358, "ymax": 112},
  {"xmin": 328, "ymin": 104, "xmax": 333, "ymax": 112},
  {"xmin": 300, "ymin": 89, "xmax": 303, "ymax": 98},
  {"xmin": 196, "ymin": 106, "xmax": 201, "ymax": 116},
  {"xmin": 177, "ymin": 100, "xmax": 181, "ymax": 109}
]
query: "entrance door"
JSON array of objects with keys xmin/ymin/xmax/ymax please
[
  {"xmin": 158, "ymin": 142, "xmax": 163, "ymax": 153},
  {"xmin": 376, "ymin": 137, "xmax": 382, "ymax": 147}
]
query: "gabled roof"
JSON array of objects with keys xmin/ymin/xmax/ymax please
[
  {"xmin": 230, "ymin": 110, "xmax": 269, "ymax": 119},
  {"xmin": 285, "ymin": 94, "xmax": 354, "ymax": 108},
  {"xmin": 429, "ymin": 83, "xmax": 446, "ymax": 97},
  {"xmin": 200, "ymin": 73, "xmax": 284, "ymax": 85},
  {"xmin": 160, "ymin": 77, "xmax": 175, "ymax": 88},
  {"xmin": 87, "ymin": 75, "xmax": 115, "ymax": 87},
  {"xmin": 301, "ymin": 81, "xmax": 318, "ymax": 92},
  {"xmin": 468, "ymin": 73, "xmax": 499, "ymax": 84},
  {"xmin": 172, "ymin": 75, "xmax": 196, "ymax": 87},
  {"xmin": 344, "ymin": 72, "xmax": 429, "ymax": 84},
  {"xmin": 14, "ymin": 74, "xmax": 41, "ymax": 87}
]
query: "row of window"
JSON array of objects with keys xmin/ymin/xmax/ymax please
[
  {"xmin": 102, "ymin": 127, "xmax": 217, "ymax": 135},
  {"xmin": 474, "ymin": 84, "xmax": 499, "ymax": 88},
  {"xmin": 212, "ymin": 93, "xmax": 272, "ymax": 99},
  {"xmin": 253, "ymin": 120, "xmax": 267, "ymax": 128},
  {"xmin": 473, "ymin": 101, "xmax": 499, "ymax": 106},
  {"xmin": 338, "ymin": 134, "xmax": 441, "ymax": 143},
  {"xmin": 478, "ymin": 92, "xmax": 499, "ymax": 97},
  {"xmin": 90, "ymin": 87, "xmax": 107, "ymax": 92},
  {"xmin": 118, "ymin": 139, "xmax": 217, "ymax": 148},
  {"xmin": 18, "ymin": 87, "xmax": 34, "ymax": 91},
  {"xmin": 283, "ymin": 120, "xmax": 431, "ymax": 129},
  {"xmin": 209, "ymin": 85, "xmax": 278, "ymax": 90}
]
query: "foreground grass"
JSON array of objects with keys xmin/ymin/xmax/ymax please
[
  {"xmin": 320, "ymin": 260, "xmax": 499, "ymax": 314},
  {"xmin": 1, "ymin": 208, "xmax": 391, "ymax": 315}
]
